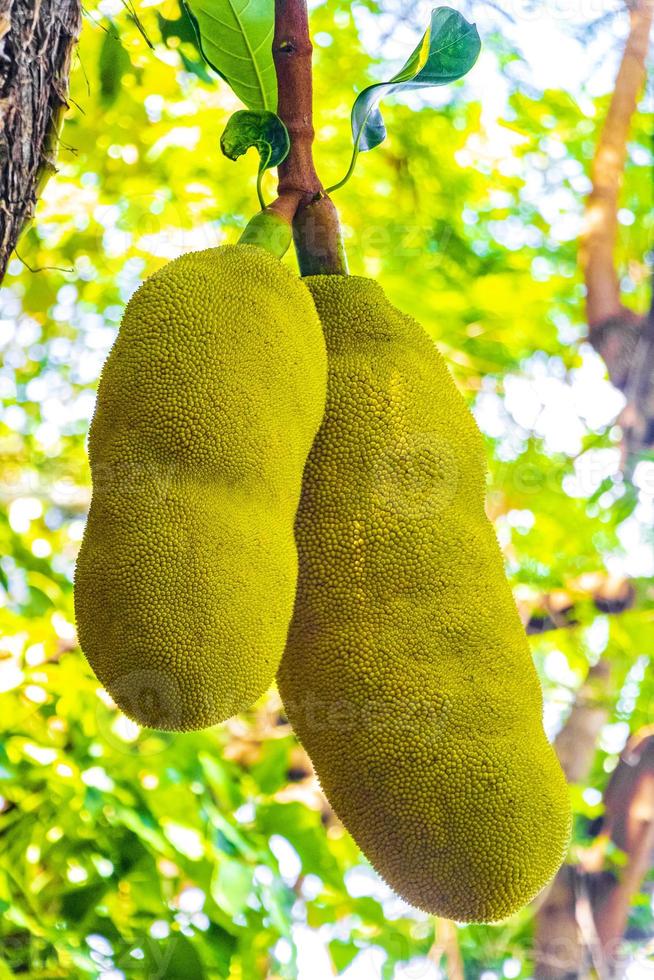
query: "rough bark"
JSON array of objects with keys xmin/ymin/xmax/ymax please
[
  {"xmin": 0, "ymin": 0, "xmax": 82, "ymax": 280},
  {"xmin": 580, "ymin": 0, "xmax": 654, "ymax": 452},
  {"xmin": 269, "ymin": 0, "xmax": 346, "ymax": 275}
]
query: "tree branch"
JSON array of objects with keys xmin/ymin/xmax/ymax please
[
  {"xmin": 592, "ymin": 729, "xmax": 654, "ymax": 969},
  {"xmin": 580, "ymin": 0, "xmax": 654, "ymax": 452},
  {"xmin": 524, "ymin": 576, "xmax": 637, "ymax": 636},
  {"xmin": 534, "ymin": 866, "xmax": 584, "ymax": 979},
  {"xmin": 534, "ymin": 656, "xmax": 614, "ymax": 978},
  {"xmin": 269, "ymin": 0, "xmax": 347, "ymax": 275},
  {"xmin": 430, "ymin": 918, "xmax": 464, "ymax": 980},
  {"xmin": 535, "ymin": 699, "xmax": 654, "ymax": 977},
  {"xmin": 534, "ymin": 655, "xmax": 614, "ymax": 977},
  {"xmin": 272, "ymin": 0, "xmax": 320, "ymax": 209},
  {"xmin": 554, "ymin": 659, "xmax": 613, "ymax": 785},
  {"xmin": 578, "ymin": 1, "xmax": 654, "ymax": 453},
  {"xmin": 580, "ymin": 0, "xmax": 652, "ymax": 329},
  {"xmin": 0, "ymin": 0, "xmax": 82, "ymax": 281}
]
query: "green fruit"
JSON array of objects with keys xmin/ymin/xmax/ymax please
[
  {"xmin": 278, "ymin": 275, "xmax": 571, "ymax": 922},
  {"xmin": 75, "ymin": 244, "xmax": 327, "ymax": 731}
]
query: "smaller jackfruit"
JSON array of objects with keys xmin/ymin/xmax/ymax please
[
  {"xmin": 75, "ymin": 244, "xmax": 327, "ymax": 731},
  {"xmin": 278, "ymin": 274, "xmax": 571, "ymax": 923}
]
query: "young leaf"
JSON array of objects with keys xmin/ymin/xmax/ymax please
[
  {"xmin": 182, "ymin": 0, "xmax": 277, "ymax": 111},
  {"xmin": 328, "ymin": 7, "xmax": 481, "ymax": 192},
  {"xmin": 221, "ymin": 109, "xmax": 289, "ymax": 207},
  {"xmin": 221, "ymin": 110, "xmax": 289, "ymax": 170}
]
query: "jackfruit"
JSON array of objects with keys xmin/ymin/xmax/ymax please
[
  {"xmin": 75, "ymin": 244, "xmax": 327, "ymax": 731},
  {"xmin": 278, "ymin": 275, "xmax": 571, "ymax": 922}
]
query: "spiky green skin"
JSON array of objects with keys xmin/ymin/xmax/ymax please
[
  {"xmin": 75, "ymin": 245, "xmax": 327, "ymax": 731},
  {"xmin": 278, "ymin": 276, "xmax": 571, "ymax": 922}
]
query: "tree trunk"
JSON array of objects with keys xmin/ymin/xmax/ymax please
[{"xmin": 0, "ymin": 0, "xmax": 82, "ymax": 280}]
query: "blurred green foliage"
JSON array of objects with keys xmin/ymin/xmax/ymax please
[{"xmin": 0, "ymin": 1, "xmax": 653, "ymax": 977}]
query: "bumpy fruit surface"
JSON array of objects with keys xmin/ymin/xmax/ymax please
[
  {"xmin": 278, "ymin": 275, "xmax": 571, "ymax": 922},
  {"xmin": 75, "ymin": 245, "xmax": 327, "ymax": 731}
]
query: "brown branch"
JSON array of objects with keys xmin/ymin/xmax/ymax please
[
  {"xmin": 580, "ymin": 0, "xmax": 652, "ymax": 329},
  {"xmin": 578, "ymin": 1, "xmax": 654, "ymax": 453},
  {"xmin": 272, "ymin": 0, "xmax": 320, "ymax": 210},
  {"xmin": 0, "ymin": 0, "xmax": 82, "ymax": 281},
  {"xmin": 534, "ymin": 657, "xmax": 614, "ymax": 978},
  {"xmin": 524, "ymin": 577, "xmax": 637, "ymax": 636},
  {"xmin": 591, "ymin": 729, "xmax": 654, "ymax": 969},
  {"xmin": 430, "ymin": 918, "xmax": 464, "ymax": 980},
  {"xmin": 535, "ymin": 713, "xmax": 654, "ymax": 978},
  {"xmin": 534, "ymin": 867, "xmax": 585, "ymax": 979},
  {"xmin": 269, "ymin": 0, "xmax": 346, "ymax": 275},
  {"xmin": 554, "ymin": 659, "xmax": 613, "ymax": 785}
]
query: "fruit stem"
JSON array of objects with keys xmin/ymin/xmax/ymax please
[
  {"xmin": 238, "ymin": 209, "xmax": 293, "ymax": 258},
  {"xmin": 268, "ymin": 0, "xmax": 348, "ymax": 276},
  {"xmin": 291, "ymin": 194, "xmax": 348, "ymax": 277}
]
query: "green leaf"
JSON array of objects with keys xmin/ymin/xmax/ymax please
[
  {"xmin": 0, "ymin": 956, "xmax": 14, "ymax": 979},
  {"xmin": 220, "ymin": 110, "xmax": 289, "ymax": 173},
  {"xmin": 330, "ymin": 939, "xmax": 359, "ymax": 972},
  {"xmin": 355, "ymin": 7, "xmax": 480, "ymax": 151},
  {"xmin": 328, "ymin": 7, "xmax": 480, "ymax": 193},
  {"xmin": 158, "ymin": 8, "xmax": 198, "ymax": 45},
  {"xmin": 249, "ymin": 733, "xmax": 294, "ymax": 794},
  {"xmin": 98, "ymin": 23, "xmax": 132, "ymax": 106},
  {"xmin": 157, "ymin": 10, "xmax": 213, "ymax": 82},
  {"xmin": 211, "ymin": 859, "xmax": 253, "ymax": 917},
  {"xmin": 182, "ymin": 0, "xmax": 277, "ymax": 111},
  {"xmin": 160, "ymin": 936, "xmax": 207, "ymax": 979},
  {"xmin": 110, "ymin": 804, "xmax": 173, "ymax": 858},
  {"xmin": 257, "ymin": 877, "xmax": 295, "ymax": 937},
  {"xmin": 117, "ymin": 935, "xmax": 206, "ymax": 980},
  {"xmin": 257, "ymin": 802, "xmax": 342, "ymax": 889},
  {"xmin": 200, "ymin": 924, "xmax": 237, "ymax": 975},
  {"xmin": 61, "ymin": 882, "xmax": 108, "ymax": 924}
]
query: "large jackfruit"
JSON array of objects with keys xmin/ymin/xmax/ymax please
[
  {"xmin": 278, "ymin": 275, "xmax": 571, "ymax": 922},
  {"xmin": 75, "ymin": 244, "xmax": 327, "ymax": 731}
]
